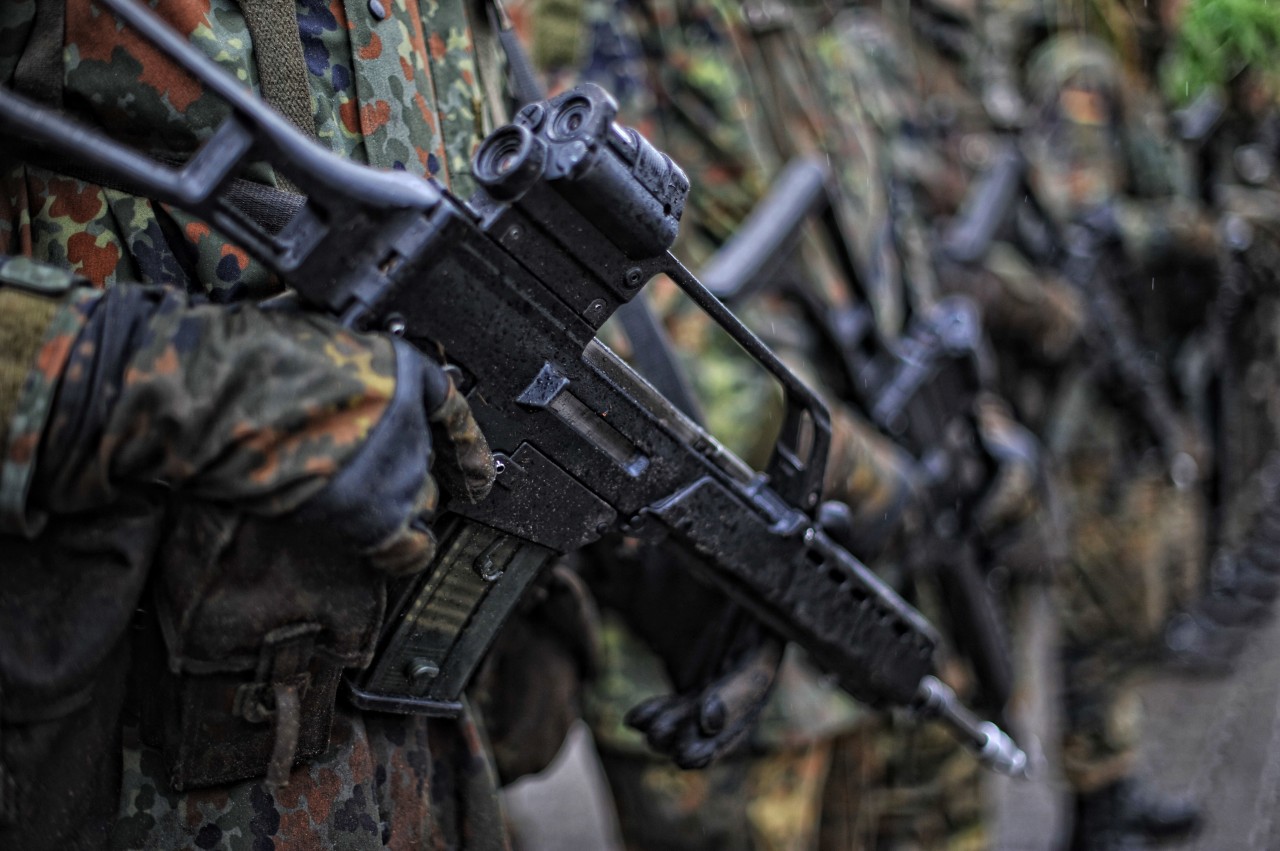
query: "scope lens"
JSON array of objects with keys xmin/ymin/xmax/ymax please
[
  {"xmin": 473, "ymin": 125, "xmax": 543, "ymax": 200},
  {"xmin": 548, "ymin": 95, "xmax": 595, "ymax": 142},
  {"xmin": 476, "ymin": 127, "xmax": 528, "ymax": 179}
]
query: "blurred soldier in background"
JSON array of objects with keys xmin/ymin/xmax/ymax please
[
  {"xmin": 551, "ymin": 5, "xmax": 919, "ymax": 847},
  {"xmin": 516, "ymin": 0, "xmax": 1044, "ymax": 847},
  {"xmin": 844, "ymin": 2, "xmax": 1219, "ymax": 846},
  {"xmin": 1161, "ymin": 0, "xmax": 1280, "ymax": 635},
  {"xmin": 1018, "ymin": 31, "xmax": 1215, "ymax": 850}
]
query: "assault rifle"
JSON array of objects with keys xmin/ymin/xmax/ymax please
[
  {"xmin": 0, "ymin": 0, "xmax": 1026, "ymax": 774},
  {"xmin": 704, "ymin": 158, "xmax": 1016, "ymax": 717},
  {"xmin": 943, "ymin": 143, "xmax": 1196, "ymax": 486}
]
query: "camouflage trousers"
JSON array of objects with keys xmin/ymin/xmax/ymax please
[
  {"xmin": 818, "ymin": 719, "xmax": 988, "ymax": 851},
  {"xmin": 1055, "ymin": 455, "xmax": 1206, "ymax": 792},
  {"xmin": 110, "ymin": 705, "xmax": 509, "ymax": 851},
  {"xmin": 597, "ymin": 719, "xmax": 989, "ymax": 851},
  {"xmin": 597, "ymin": 741, "xmax": 834, "ymax": 851}
]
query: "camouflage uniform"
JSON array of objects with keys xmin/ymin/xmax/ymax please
[
  {"xmin": 1183, "ymin": 66, "xmax": 1280, "ymax": 594},
  {"xmin": 0, "ymin": 2, "xmax": 521, "ymax": 848},
  {"xmin": 1021, "ymin": 33, "xmax": 1213, "ymax": 796}
]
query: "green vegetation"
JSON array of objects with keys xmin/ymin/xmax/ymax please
[{"xmin": 1164, "ymin": 0, "xmax": 1280, "ymax": 102}]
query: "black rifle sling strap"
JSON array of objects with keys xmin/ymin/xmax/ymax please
[{"xmin": 3, "ymin": 146, "xmax": 307, "ymax": 240}]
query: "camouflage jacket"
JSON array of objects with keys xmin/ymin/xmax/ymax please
[
  {"xmin": 0, "ymin": 0, "xmax": 502, "ymax": 295},
  {"xmin": 1024, "ymin": 34, "xmax": 1209, "ymax": 267},
  {"xmin": 0, "ymin": 2, "xmax": 514, "ymax": 849}
]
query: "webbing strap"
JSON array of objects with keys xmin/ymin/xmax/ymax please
[
  {"xmin": 4, "ymin": 145, "xmax": 307, "ymax": 238},
  {"xmin": 236, "ymin": 0, "xmax": 316, "ymax": 138},
  {"xmin": 12, "ymin": 0, "xmax": 66, "ymax": 108}
]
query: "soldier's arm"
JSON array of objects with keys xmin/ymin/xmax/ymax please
[
  {"xmin": 0, "ymin": 256, "xmax": 492, "ymax": 575},
  {"xmin": 939, "ymin": 242, "xmax": 1085, "ymax": 361},
  {"xmin": 824, "ymin": 403, "xmax": 922, "ymax": 558},
  {"xmin": 1110, "ymin": 197, "xmax": 1218, "ymax": 267}
]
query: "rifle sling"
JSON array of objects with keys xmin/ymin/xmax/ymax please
[
  {"xmin": 235, "ymin": 0, "xmax": 317, "ymax": 140},
  {"xmin": 4, "ymin": 146, "xmax": 307, "ymax": 238}
]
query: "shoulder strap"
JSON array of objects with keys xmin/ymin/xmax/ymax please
[{"xmin": 235, "ymin": 0, "xmax": 316, "ymax": 138}]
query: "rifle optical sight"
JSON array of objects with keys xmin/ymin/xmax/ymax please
[
  {"xmin": 473, "ymin": 125, "xmax": 546, "ymax": 201},
  {"xmin": 479, "ymin": 83, "xmax": 691, "ymax": 258}
]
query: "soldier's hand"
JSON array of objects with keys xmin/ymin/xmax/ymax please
[
  {"xmin": 27, "ymin": 283, "xmax": 493, "ymax": 575},
  {"xmin": 1168, "ymin": 206, "xmax": 1220, "ymax": 259},
  {"xmin": 973, "ymin": 393, "xmax": 1043, "ymax": 538},
  {"xmin": 581, "ymin": 541, "xmax": 783, "ymax": 769},
  {"xmin": 357, "ymin": 358, "xmax": 495, "ymax": 575},
  {"xmin": 625, "ymin": 622, "xmax": 783, "ymax": 770},
  {"xmin": 1167, "ymin": 419, "xmax": 1209, "ymax": 490},
  {"xmin": 1037, "ymin": 276, "xmax": 1086, "ymax": 360}
]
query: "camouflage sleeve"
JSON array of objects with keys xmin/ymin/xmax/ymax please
[
  {"xmin": 825, "ymin": 404, "xmax": 921, "ymax": 557},
  {"xmin": 34, "ymin": 285, "xmax": 402, "ymax": 518},
  {"xmin": 1113, "ymin": 196, "xmax": 1217, "ymax": 267},
  {"xmin": 939, "ymin": 241, "xmax": 1085, "ymax": 360},
  {"xmin": 0, "ymin": 262, "xmax": 492, "ymax": 572},
  {"xmin": 746, "ymin": 300, "xmax": 922, "ymax": 555},
  {"xmin": 0, "ymin": 257, "xmax": 100, "ymax": 535},
  {"xmin": 973, "ymin": 392, "xmax": 1042, "ymax": 539}
]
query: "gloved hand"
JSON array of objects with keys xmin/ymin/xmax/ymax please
[
  {"xmin": 583, "ymin": 540, "xmax": 783, "ymax": 769},
  {"xmin": 973, "ymin": 393, "xmax": 1043, "ymax": 539},
  {"xmin": 1035, "ymin": 275, "xmax": 1087, "ymax": 360},
  {"xmin": 624, "ymin": 607, "xmax": 783, "ymax": 770},
  {"xmin": 26, "ymin": 283, "xmax": 493, "ymax": 575},
  {"xmin": 1167, "ymin": 204, "xmax": 1220, "ymax": 260}
]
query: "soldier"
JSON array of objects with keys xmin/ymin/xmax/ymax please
[
  {"xmin": 834, "ymin": 4, "xmax": 1223, "ymax": 847},
  {"xmin": 1161, "ymin": 0, "xmax": 1280, "ymax": 622},
  {"xmin": 1019, "ymin": 32, "xmax": 1216, "ymax": 850},
  {"xmin": 564, "ymin": 7, "xmax": 919, "ymax": 847},
  {"xmin": 0, "ymin": 1, "xmax": 595, "ymax": 847}
]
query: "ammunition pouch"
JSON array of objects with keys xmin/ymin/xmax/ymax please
[
  {"xmin": 0, "ymin": 498, "xmax": 162, "ymax": 851},
  {"xmin": 139, "ymin": 503, "xmax": 386, "ymax": 791}
]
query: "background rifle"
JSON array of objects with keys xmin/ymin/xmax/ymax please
[
  {"xmin": 704, "ymin": 157, "xmax": 1016, "ymax": 718},
  {"xmin": 0, "ymin": 0, "xmax": 1027, "ymax": 775},
  {"xmin": 943, "ymin": 145, "xmax": 1195, "ymax": 486}
]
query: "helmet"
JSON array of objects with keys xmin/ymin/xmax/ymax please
[{"xmin": 1026, "ymin": 34, "xmax": 1123, "ymax": 104}]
